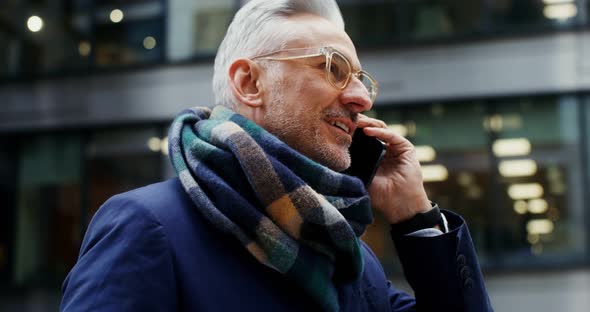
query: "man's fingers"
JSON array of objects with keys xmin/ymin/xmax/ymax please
[
  {"xmin": 357, "ymin": 114, "xmax": 387, "ymax": 129},
  {"xmin": 362, "ymin": 127, "xmax": 408, "ymax": 146}
]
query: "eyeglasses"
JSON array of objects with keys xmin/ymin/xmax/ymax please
[{"xmin": 251, "ymin": 46, "xmax": 379, "ymax": 103}]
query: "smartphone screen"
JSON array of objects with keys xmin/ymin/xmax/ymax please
[{"xmin": 342, "ymin": 128, "xmax": 386, "ymax": 186}]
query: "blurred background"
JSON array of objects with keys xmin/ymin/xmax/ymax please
[{"xmin": 1, "ymin": 0, "xmax": 590, "ymax": 311}]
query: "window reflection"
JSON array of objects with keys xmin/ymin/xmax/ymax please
[
  {"xmin": 364, "ymin": 96, "xmax": 586, "ymax": 272},
  {"xmin": 167, "ymin": 0, "xmax": 236, "ymax": 61},
  {"xmin": 14, "ymin": 134, "xmax": 82, "ymax": 287},
  {"xmin": 87, "ymin": 128, "xmax": 164, "ymax": 220},
  {"xmin": 405, "ymin": 0, "xmax": 485, "ymax": 40},
  {"xmin": 493, "ymin": 97, "xmax": 585, "ymax": 264},
  {"xmin": 339, "ymin": 0, "xmax": 399, "ymax": 47},
  {"xmin": 94, "ymin": 1, "xmax": 165, "ymax": 67},
  {"xmin": 406, "ymin": 102, "xmax": 493, "ymax": 264},
  {"xmin": 0, "ymin": 0, "xmax": 589, "ymax": 77}
]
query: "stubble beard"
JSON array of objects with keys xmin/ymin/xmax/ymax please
[{"xmin": 261, "ymin": 83, "xmax": 351, "ymax": 172}]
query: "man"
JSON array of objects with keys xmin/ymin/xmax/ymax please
[{"xmin": 61, "ymin": 0, "xmax": 492, "ymax": 311}]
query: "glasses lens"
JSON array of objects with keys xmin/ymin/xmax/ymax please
[
  {"xmin": 328, "ymin": 52, "xmax": 351, "ymax": 88},
  {"xmin": 359, "ymin": 72, "xmax": 378, "ymax": 102}
]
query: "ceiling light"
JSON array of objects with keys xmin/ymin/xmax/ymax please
[
  {"xmin": 415, "ymin": 145, "xmax": 436, "ymax": 163},
  {"xmin": 526, "ymin": 219, "xmax": 554, "ymax": 235},
  {"xmin": 110, "ymin": 9, "xmax": 124, "ymax": 23},
  {"xmin": 543, "ymin": 3, "xmax": 577, "ymax": 20},
  {"xmin": 422, "ymin": 164, "xmax": 448, "ymax": 182},
  {"xmin": 484, "ymin": 114, "xmax": 503, "ymax": 132},
  {"xmin": 493, "ymin": 138, "xmax": 531, "ymax": 157},
  {"xmin": 542, "ymin": 0, "xmax": 575, "ymax": 5},
  {"xmin": 147, "ymin": 137, "xmax": 161, "ymax": 152},
  {"xmin": 528, "ymin": 199, "xmax": 549, "ymax": 214},
  {"xmin": 27, "ymin": 16, "xmax": 43, "ymax": 32},
  {"xmin": 514, "ymin": 200, "xmax": 528, "ymax": 215},
  {"xmin": 161, "ymin": 137, "xmax": 169, "ymax": 155},
  {"xmin": 143, "ymin": 36, "xmax": 157, "ymax": 50},
  {"xmin": 387, "ymin": 124, "xmax": 407, "ymax": 137},
  {"xmin": 457, "ymin": 172, "xmax": 474, "ymax": 186},
  {"xmin": 498, "ymin": 159, "xmax": 538, "ymax": 177},
  {"xmin": 508, "ymin": 183, "xmax": 544, "ymax": 200},
  {"xmin": 79, "ymin": 41, "xmax": 91, "ymax": 56}
]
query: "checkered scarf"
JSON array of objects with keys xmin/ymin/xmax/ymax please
[{"xmin": 168, "ymin": 106, "xmax": 372, "ymax": 311}]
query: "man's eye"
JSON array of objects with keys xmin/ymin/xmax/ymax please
[{"xmin": 330, "ymin": 64, "xmax": 340, "ymax": 75}]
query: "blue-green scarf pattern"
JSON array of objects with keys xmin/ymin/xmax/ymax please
[{"xmin": 168, "ymin": 106, "xmax": 373, "ymax": 311}]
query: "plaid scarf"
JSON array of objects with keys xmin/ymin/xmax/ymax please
[{"xmin": 168, "ymin": 106, "xmax": 373, "ymax": 311}]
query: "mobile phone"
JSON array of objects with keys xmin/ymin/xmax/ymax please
[{"xmin": 342, "ymin": 128, "xmax": 386, "ymax": 186}]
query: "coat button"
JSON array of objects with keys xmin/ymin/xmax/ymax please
[
  {"xmin": 457, "ymin": 254, "xmax": 466, "ymax": 266},
  {"xmin": 460, "ymin": 266, "xmax": 472, "ymax": 279},
  {"xmin": 464, "ymin": 278, "xmax": 474, "ymax": 289}
]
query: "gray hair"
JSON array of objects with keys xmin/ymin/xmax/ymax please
[{"xmin": 212, "ymin": 0, "xmax": 344, "ymax": 109}]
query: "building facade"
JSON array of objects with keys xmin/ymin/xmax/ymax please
[{"xmin": 1, "ymin": 0, "xmax": 590, "ymax": 311}]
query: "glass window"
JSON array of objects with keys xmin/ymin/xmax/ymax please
[
  {"xmin": 365, "ymin": 96, "xmax": 587, "ymax": 272},
  {"xmin": 167, "ymin": 0, "xmax": 236, "ymax": 61},
  {"xmin": 93, "ymin": 0, "xmax": 165, "ymax": 68},
  {"xmin": 339, "ymin": 0, "xmax": 400, "ymax": 48},
  {"xmin": 406, "ymin": 102, "xmax": 494, "ymax": 265},
  {"xmin": 403, "ymin": 0, "xmax": 486, "ymax": 40},
  {"xmin": 362, "ymin": 102, "xmax": 495, "ymax": 274},
  {"xmin": 13, "ymin": 134, "xmax": 83, "ymax": 288},
  {"xmin": 489, "ymin": 0, "xmax": 580, "ymax": 32},
  {"xmin": 492, "ymin": 96, "xmax": 586, "ymax": 265},
  {"xmin": 86, "ymin": 128, "xmax": 165, "ymax": 220}
]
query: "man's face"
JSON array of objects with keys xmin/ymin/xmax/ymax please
[{"xmin": 258, "ymin": 14, "xmax": 373, "ymax": 171}]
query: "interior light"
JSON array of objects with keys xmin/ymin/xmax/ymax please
[
  {"xmin": 147, "ymin": 137, "xmax": 161, "ymax": 152},
  {"xmin": 543, "ymin": 3, "xmax": 577, "ymax": 20},
  {"xmin": 457, "ymin": 172, "xmax": 474, "ymax": 186},
  {"xmin": 467, "ymin": 185, "xmax": 482, "ymax": 199},
  {"xmin": 528, "ymin": 198, "xmax": 549, "ymax": 214},
  {"xmin": 527, "ymin": 233, "xmax": 540, "ymax": 244},
  {"xmin": 526, "ymin": 219, "xmax": 554, "ymax": 235},
  {"xmin": 405, "ymin": 121, "xmax": 417, "ymax": 137},
  {"xmin": 143, "ymin": 36, "xmax": 157, "ymax": 50},
  {"xmin": 542, "ymin": 0, "xmax": 575, "ymax": 5},
  {"xmin": 422, "ymin": 164, "xmax": 448, "ymax": 182},
  {"xmin": 498, "ymin": 159, "xmax": 538, "ymax": 177},
  {"xmin": 416, "ymin": 145, "xmax": 436, "ymax": 163},
  {"xmin": 508, "ymin": 183, "xmax": 544, "ymax": 200},
  {"xmin": 484, "ymin": 114, "xmax": 503, "ymax": 132},
  {"xmin": 492, "ymin": 138, "xmax": 531, "ymax": 157},
  {"xmin": 387, "ymin": 124, "xmax": 407, "ymax": 137},
  {"xmin": 161, "ymin": 137, "xmax": 169, "ymax": 155},
  {"xmin": 79, "ymin": 41, "xmax": 91, "ymax": 57},
  {"xmin": 513, "ymin": 200, "xmax": 528, "ymax": 215},
  {"xmin": 27, "ymin": 16, "xmax": 44, "ymax": 32},
  {"xmin": 110, "ymin": 9, "xmax": 124, "ymax": 23}
]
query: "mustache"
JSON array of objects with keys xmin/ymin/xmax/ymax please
[{"xmin": 323, "ymin": 109, "xmax": 358, "ymax": 123}]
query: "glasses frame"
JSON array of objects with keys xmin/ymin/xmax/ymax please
[{"xmin": 250, "ymin": 46, "xmax": 379, "ymax": 103}]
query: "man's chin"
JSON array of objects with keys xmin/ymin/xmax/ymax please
[{"xmin": 315, "ymin": 147, "xmax": 350, "ymax": 172}]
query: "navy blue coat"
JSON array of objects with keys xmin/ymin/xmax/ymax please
[{"xmin": 61, "ymin": 178, "xmax": 492, "ymax": 311}]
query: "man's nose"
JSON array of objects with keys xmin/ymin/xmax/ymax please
[{"xmin": 339, "ymin": 77, "xmax": 373, "ymax": 113}]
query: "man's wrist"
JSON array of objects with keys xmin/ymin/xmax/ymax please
[{"xmin": 390, "ymin": 202, "xmax": 445, "ymax": 235}]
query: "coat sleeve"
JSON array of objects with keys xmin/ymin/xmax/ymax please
[
  {"xmin": 61, "ymin": 195, "xmax": 177, "ymax": 312},
  {"xmin": 390, "ymin": 210, "xmax": 493, "ymax": 312}
]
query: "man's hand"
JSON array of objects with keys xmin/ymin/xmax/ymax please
[{"xmin": 356, "ymin": 114, "xmax": 432, "ymax": 224}]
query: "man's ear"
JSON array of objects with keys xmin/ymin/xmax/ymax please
[{"xmin": 228, "ymin": 58, "xmax": 264, "ymax": 108}]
